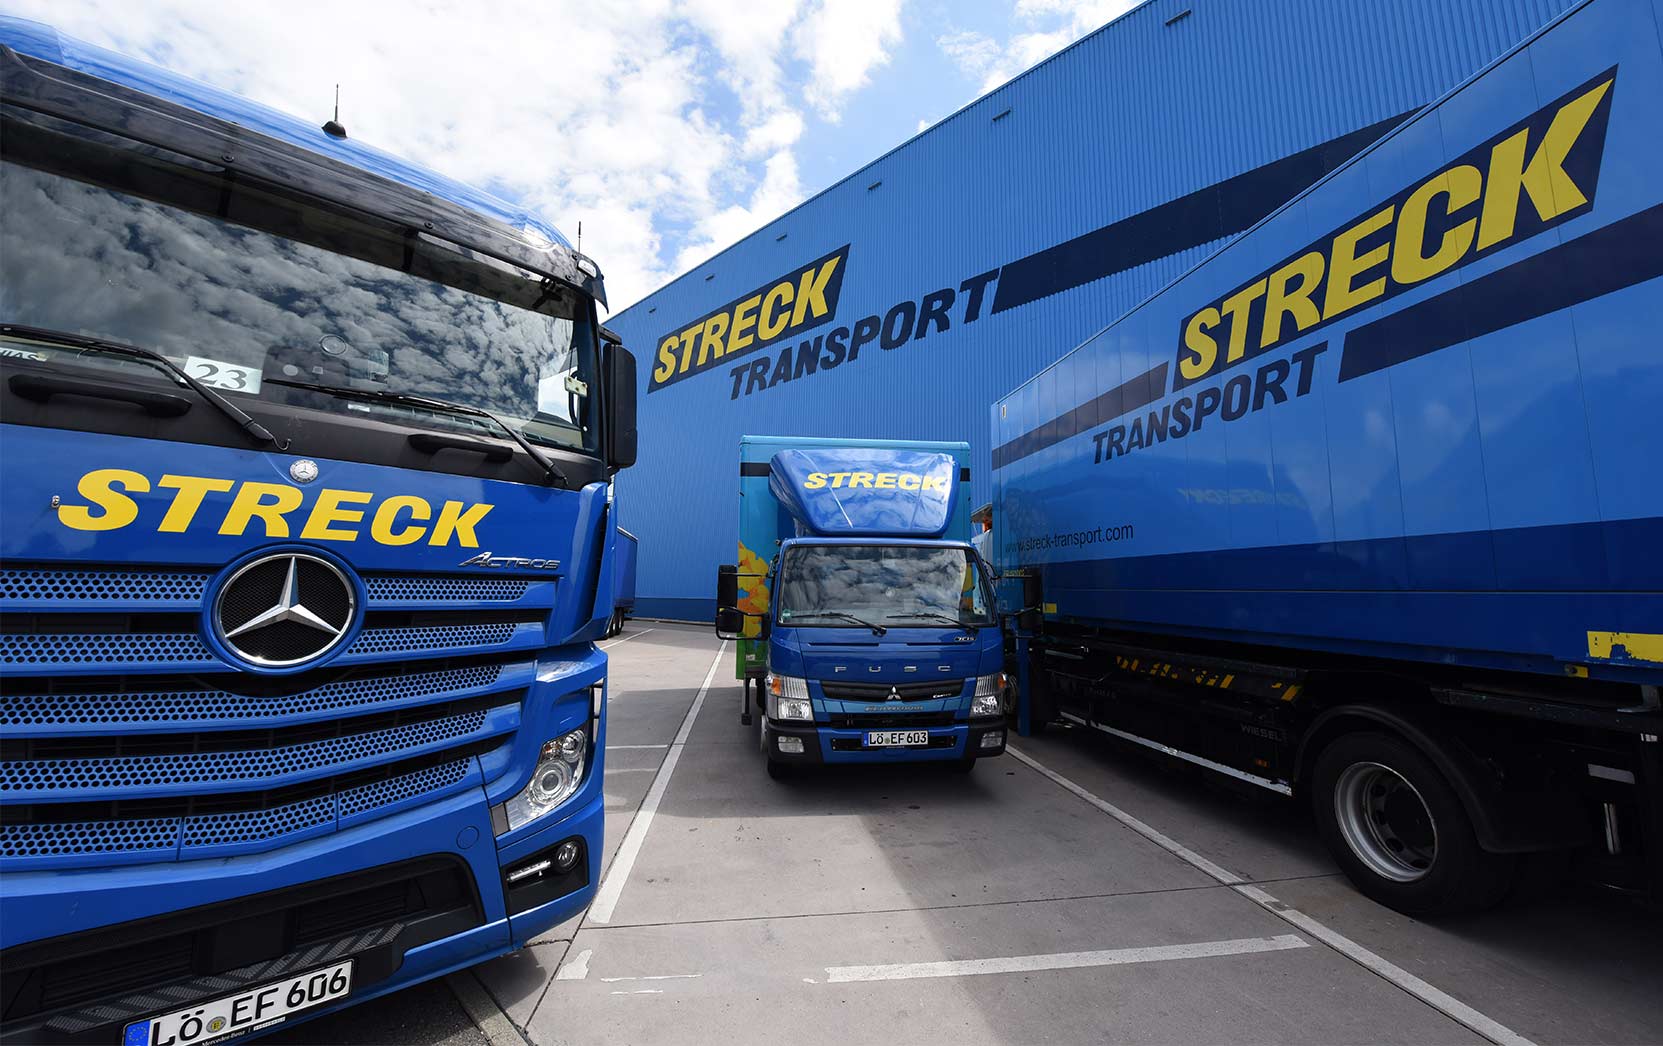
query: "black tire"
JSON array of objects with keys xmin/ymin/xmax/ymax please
[
  {"xmin": 765, "ymin": 758, "xmax": 795, "ymax": 780},
  {"xmin": 1310, "ymin": 731, "xmax": 1516, "ymax": 916},
  {"xmin": 949, "ymin": 755, "xmax": 977, "ymax": 774}
]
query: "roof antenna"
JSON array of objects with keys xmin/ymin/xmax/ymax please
[
  {"xmin": 322, "ymin": 84, "xmax": 347, "ymax": 139},
  {"xmin": 576, "ymin": 221, "xmax": 582, "ymax": 255}
]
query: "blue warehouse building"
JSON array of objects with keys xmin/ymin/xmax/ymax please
[{"xmin": 609, "ymin": 0, "xmax": 1576, "ymax": 621}]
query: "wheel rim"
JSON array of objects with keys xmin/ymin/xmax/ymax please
[{"xmin": 1333, "ymin": 761, "xmax": 1438, "ymax": 883}]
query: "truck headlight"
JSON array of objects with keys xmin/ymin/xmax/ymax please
[
  {"xmin": 500, "ymin": 727, "xmax": 589, "ymax": 833},
  {"xmin": 970, "ymin": 672, "xmax": 1007, "ymax": 718},
  {"xmin": 767, "ymin": 673, "xmax": 813, "ymax": 721}
]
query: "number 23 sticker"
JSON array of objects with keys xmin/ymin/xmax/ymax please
[{"xmin": 185, "ymin": 356, "xmax": 262, "ymax": 395}]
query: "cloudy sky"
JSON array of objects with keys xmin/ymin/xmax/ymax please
[{"xmin": 6, "ymin": 0, "xmax": 1136, "ymax": 312}]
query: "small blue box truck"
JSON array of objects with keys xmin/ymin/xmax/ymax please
[
  {"xmin": 716, "ymin": 436, "xmax": 1007, "ymax": 777},
  {"xmin": 990, "ymin": 0, "xmax": 1662, "ymax": 915}
]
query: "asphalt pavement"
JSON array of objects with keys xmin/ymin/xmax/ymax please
[{"xmin": 280, "ymin": 621, "xmax": 1663, "ymax": 1046}]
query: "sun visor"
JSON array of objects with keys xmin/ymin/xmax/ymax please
[{"xmin": 768, "ymin": 448, "xmax": 958, "ymax": 538}]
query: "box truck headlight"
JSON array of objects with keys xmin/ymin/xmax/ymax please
[
  {"xmin": 767, "ymin": 673, "xmax": 813, "ymax": 721},
  {"xmin": 971, "ymin": 673, "xmax": 1007, "ymax": 718},
  {"xmin": 500, "ymin": 727, "xmax": 589, "ymax": 833}
]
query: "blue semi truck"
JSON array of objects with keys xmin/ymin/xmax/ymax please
[
  {"xmin": 0, "ymin": 19, "xmax": 636, "ymax": 1044},
  {"xmin": 715, "ymin": 437, "xmax": 1007, "ymax": 777},
  {"xmin": 991, "ymin": 0, "xmax": 1662, "ymax": 915}
]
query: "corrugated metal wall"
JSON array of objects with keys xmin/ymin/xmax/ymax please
[{"xmin": 609, "ymin": 0, "xmax": 1572, "ymax": 621}]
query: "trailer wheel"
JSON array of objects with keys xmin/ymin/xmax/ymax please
[{"xmin": 1311, "ymin": 732, "xmax": 1515, "ymax": 915}]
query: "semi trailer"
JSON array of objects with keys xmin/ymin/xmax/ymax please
[
  {"xmin": 716, "ymin": 436, "xmax": 1007, "ymax": 777},
  {"xmin": 990, "ymin": 0, "xmax": 1662, "ymax": 914},
  {"xmin": 0, "ymin": 18, "xmax": 637, "ymax": 1044},
  {"xmin": 606, "ymin": 529, "xmax": 638, "ymax": 638}
]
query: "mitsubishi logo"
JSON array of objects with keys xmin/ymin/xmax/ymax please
[
  {"xmin": 213, "ymin": 552, "xmax": 356, "ymax": 668},
  {"xmin": 887, "ymin": 687, "xmax": 901, "ymax": 701}
]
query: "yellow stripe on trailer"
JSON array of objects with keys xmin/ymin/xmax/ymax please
[{"xmin": 1586, "ymin": 631, "xmax": 1663, "ymax": 664}]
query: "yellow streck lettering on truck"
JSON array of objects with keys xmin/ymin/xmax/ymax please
[
  {"xmin": 803, "ymin": 472, "xmax": 828, "ymax": 489},
  {"xmin": 429, "ymin": 500, "xmax": 494, "ymax": 547},
  {"xmin": 219, "ymin": 482, "xmax": 303, "ymax": 537},
  {"xmin": 372, "ymin": 495, "xmax": 431, "ymax": 545},
  {"xmin": 54, "ymin": 468, "xmax": 497, "ymax": 546},
  {"xmin": 157, "ymin": 475, "xmax": 234, "ymax": 533},
  {"xmin": 58, "ymin": 468, "xmax": 149, "ymax": 531},
  {"xmin": 301, "ymin": 489, "xmax": 375, "ymax": 541},
  {"xmin": 1171, "ymin": 72, "xmax": 1616, "ymax": 390}
]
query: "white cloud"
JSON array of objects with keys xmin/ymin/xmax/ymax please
[
  {"xmin": 939, "ymin": 0, "xmax": 1138, "ymax": 96},
  {"xmin": 6, "ymin": 0, "xmax": 911, "ymax": 311},
  {"xmin": 793, "ymin": 0, "xmax": 906, "ymax": 121}
]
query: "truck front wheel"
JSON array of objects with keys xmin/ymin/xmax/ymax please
[{"xmin": 1311, "ymin": 732, "xmax": 1515, "ymax": 915}]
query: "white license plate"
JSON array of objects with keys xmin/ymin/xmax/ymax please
[
  {"xmin": 122, "ymin": 959, "xmax": 352, "ymax": 1046},
  {"xmin": 865, "ymin": 730, "xmax": 929, "ymax": 747}
]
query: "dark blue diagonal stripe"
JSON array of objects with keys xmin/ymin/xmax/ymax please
[
  {"xmin": 992, "ymin": 363, "xmax": 1167, "ymax": 470},
  {"xmin": 1339, "ymin": 203, "xmax": 1663, "ymax": 381},
  {"xmin": 990, "ymin": 112, "xmax": 1413, "ymax": 315}
]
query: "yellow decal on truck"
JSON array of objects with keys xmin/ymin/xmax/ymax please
[
  {"xmin": 1174, "ymin": 72, "xmax": 1616, "ymax": 389},
  {"xmin": 55, "ymin": 469, "xmax": 494, "ymax": 547},
  {"xmin": 800, "ymin": 471, "xmax": 949, "ymax": 492},
  {"xmin": 1586, "ymin": 631, "xmax": 1663, "ymax": 664}
]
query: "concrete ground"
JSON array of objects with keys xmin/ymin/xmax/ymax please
[{"xmin": 283, "ymin": 622, "xmax": 1663, "ymax": 1046}]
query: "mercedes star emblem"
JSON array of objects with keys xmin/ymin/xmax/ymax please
[
  {"xmin": 214, "ymin": 553, "xmax": 355, "ymax": 667},
  {"xmin": 289, "ymin": 459, "xmax": 319, "ymax": 483}
]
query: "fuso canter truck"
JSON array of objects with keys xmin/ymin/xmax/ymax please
[
  {"xmin": 716, "ymin": 436, "xmax": 1007, "ymax": 777},
  {"xmin": 991, "ymin": 0, "xmax": 1662, "ymax": 915},
  {"xmin": 0, "ymin": 18, "xmax": 638, "ymax": 1044}
]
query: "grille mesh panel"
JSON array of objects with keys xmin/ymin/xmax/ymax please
[
  {"xmin": 0, "ymin": 632, "xmax": 216, "ymax": 666},
  {"xmin": 348, "ymin": 623, "xmax": 518, "ymax": 656},
  {"xmin": 1, "ymin": 817, "xmax": 179, "ymax": 858},
  {"xmin": 364, "ymin": 576, "xmax": 531, "ymax": 603},
  {"xmin": 180, "ymin": 796, "xmax": 335, "ymax": 848},
  {"xmin": 1, "ymin": 664, "xmax": 507, "ymax": 728},
  {"xmin": 1, "ymin": 710, "xmax": 493, "ymax": 793},
  {"xmin": 338, "ymin": 759, "xmax": 472, "ymax": 818},
  {"xmin": 0, "ymin": 567, "xmax": 209, "ymax": 604}
]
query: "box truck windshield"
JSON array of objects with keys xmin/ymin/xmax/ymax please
[
  {"xmin": 0, "ymin": 108, "xmax": 598, "ymax": 455},
  {"xmin": 777, "ymin": 544, "xmax": 994, "ymax": 628}
]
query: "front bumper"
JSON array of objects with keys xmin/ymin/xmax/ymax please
[{"xmin": 763, "ymin": 719, "xmax": 1007, "ymax": 764}]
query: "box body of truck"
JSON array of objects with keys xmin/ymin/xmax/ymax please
[
  {"xmin": 720, "ymin": 436, "xmax": 1006, "ymax": 773},
  {"xmin": 607, "ymin": 528, "xmax": 638, "ymax": 637},
  {"xmin": 991, "ymin": 0, "xmax": 1661, "ymax": 912},
  {"xmin": 0, "ymin": 19, "xmax": 636, "ymax": 1043}
]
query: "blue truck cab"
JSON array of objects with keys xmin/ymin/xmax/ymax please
[
  {"xmin": 0, "ymin": 18, "xmax": 637, "ymax": 1044},
  {"xmin": 716, "ymin": 437, "xmax": 1007, "ymax": 776}
]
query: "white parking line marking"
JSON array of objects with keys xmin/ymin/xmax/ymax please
[
  {"xmin": 608, "ymin": 744, "xmax": 670, "ymax": 750},
  {"xmin": 1007, "ymin": 747, "xmax": 1243, "ymax": 883},
  {"xmin": 1233, "ymin": 885, "xmax": 1537, "ymax": 1046},
  {"xmin": 604, "ymin": 767, "xmax": 659, "ymax": 773},
  {"xmin": 610, "ymin": 990, "xmax": 664, "ymax": 995},
  {"xmin": 554, "ymin": 948, "xmax": 592, "ymax": 981},
  {"xmin": 1007, "ymin": 745, "xmax": 1538, "ymax": 1046},
  {"xmin": 600, "ymin": 628, "xmax": 656, "ymax": 649},
  {"xmin": 586, "ymin": 641, "xmax": 728, "ymax": 925},
  {"xmin": 826, "ymin": 934, "xmax": 1308, "ymax": 983},
  {"xmin": 599, "ymin": 974, "xmax": 702, "ymax": 983}
]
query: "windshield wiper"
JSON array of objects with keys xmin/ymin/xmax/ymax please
[
  {"xmin": 2, "ymin": 324, "xmax": 278, "ymax": 448},
  {"xmin": 266, "ymin": 378, "xmax": 567, "ymax": 486},
  {"xmin": 790, "ymin": 611, "xmax": 887, "ymax": 636},
  {"xmin": 884, "ymin": 611, "xmax": 980, "ymax": 631}
]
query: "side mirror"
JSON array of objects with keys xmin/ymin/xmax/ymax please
[
  {"xmin": 715, "ymin": 606, "xmax": 745, "ymax": 640},
  {"xmin": 716, "ymin": 564, "xmax": 738, "ymax": 610},
  {"xmin": 1021, "ymin": 572, "xmax": 1043, "ymax": 611},
  {"xmin": 604, "ymin": 342, "xmax": 637, "ymax": 471},
  {"xmin": 1017, "ymin": 608, "xmax": 1042, "ymax": 633}
]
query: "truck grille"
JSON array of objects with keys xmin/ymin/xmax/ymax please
[
  {"xmin": 821, "ymin": 679, "xmax": 965, "ymax": 702},
  {"xmin": 0, "ymin": 561, "xmax": 557, "ymax": 870}
]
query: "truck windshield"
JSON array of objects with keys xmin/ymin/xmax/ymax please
[
  {"xmin": 0, "ymin": 105, "xmax": 598, "ymax": 452},
  {"xmin": 776, "ymin": 545, "xmax": 994, "ymax": 627}
]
